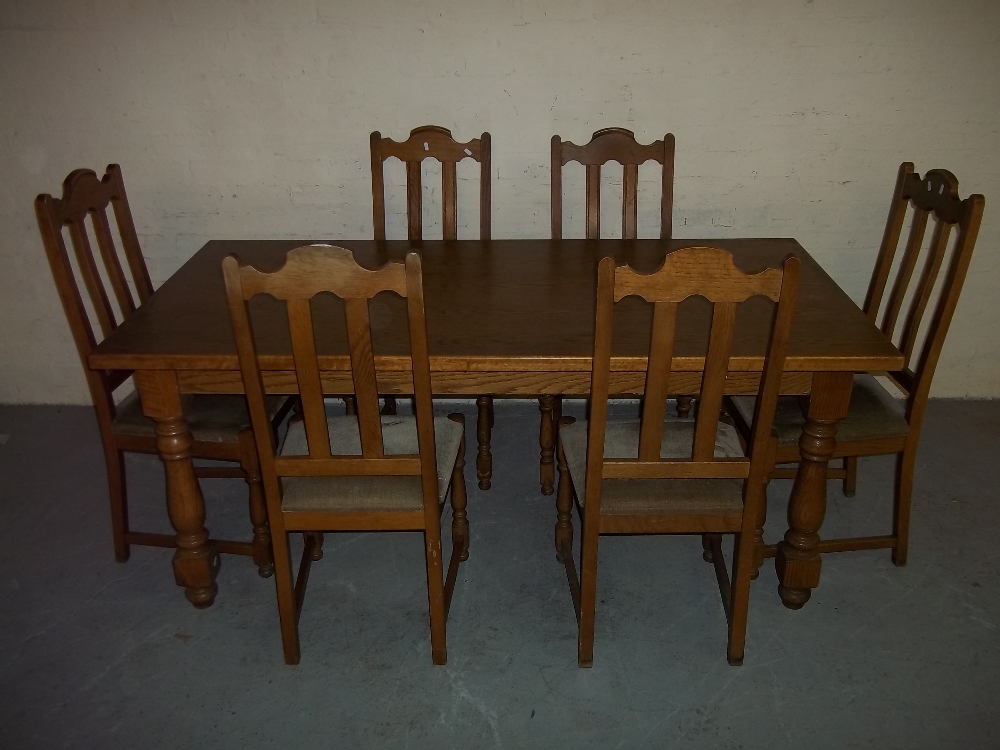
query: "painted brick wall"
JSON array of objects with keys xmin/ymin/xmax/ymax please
[{"xmin": 1, "ymin": 0, "xmax": 998, "ymax": 402}]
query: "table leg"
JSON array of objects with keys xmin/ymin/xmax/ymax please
[
  {"xmin": 135, "ymin": 370, "xmax": 220, "ymax": 608},
  {"xmin": 776, "ymin": 371, "xmax": 853, "ymax": 609}
]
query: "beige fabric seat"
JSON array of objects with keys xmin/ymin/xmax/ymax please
[
  {"xmin": 729, "ymin": 374, "xmax": 909, "ymax": 447},
  {"xmin": 113, "ymin": 391, "xmax": 288, "ymax": 443},
  {"xmin": 279, "ymin": 415, "xmax": 464, "ymax": 513},
  {"xmin": 559, "ymin": 419, "xmax": 746, "ymax": 514}
]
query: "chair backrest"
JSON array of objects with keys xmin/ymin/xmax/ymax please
[
  {"xmin": 370, "ymin": 125, "xmax": 491, "ymax": 241},
  {"xmin": 223, "ymin": 245, "xmax": 439, "ymax": 510},
  {"xmin": 34, "ymin": 165, "xmax": 153, "ymax": 413},
  {"xmin": 551, "ymin": 127, "xmax": 675, "ymax": 241},
  {"xmin": 863, "ymin": 163, "xmax": 985, "ymax": 414},
  {"xmin": 584, "ymin": 247, "xmax": 800, "ymax": 513}
]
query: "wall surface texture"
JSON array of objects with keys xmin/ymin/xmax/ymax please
[{"xmin": 1, "ymin": 0, "xmax": 998, "ymax": 403}]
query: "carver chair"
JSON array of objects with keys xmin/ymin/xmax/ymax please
[
  {"xmin": 542, "ymin": 128, "xmax": 680, "ymax": 496},
  {"xmin": 35, "ymin": 165, "xmax": 292, "ymax": 576},
  {"xmin": 370, "ymin": 125, "xmax": 495, "ymax": 490},
  {"xmin": 728, "ymin": 163, "xmax": 985, "ymax": 568},
  {"xmin": 223, "ymin": 245, "xmax": 469, "ymax": 665},
  {"xmin": 555, "ymin": 247, "xmax": 800, "ymax": 666}
]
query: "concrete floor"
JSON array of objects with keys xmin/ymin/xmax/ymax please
[{"xmin": 0, "ymin": 399, "xmax": 998, "ymax": 748}]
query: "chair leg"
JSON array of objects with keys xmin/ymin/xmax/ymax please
[
  {"xmin": 424, "ymin": 522, "xmax": 448, "ymax": 665},
  {"xmin": 701, "ymin": 533, "xmax": 715, "ymax": 563},
  {"xmin": 728, "ymin": 530, "xmax": 755, "ymax": 666},
  {"xmin": 306, "ymin": 532, "xmax": 324, "ymax": 561},
  {"xmin": 555, "ymin": 442, "xmax": 574, "ymax": 563},
  {"xmin": 843, "ymin": 456, "xmax": 858, "ymax": 497},
  {"xmin": 676, "ymin": 395, "xmax": 694, "ymax": 418},
  {"xmin": 577, "ymin": 520, "xmax": 600, "ymax": 668},
  {"xmin": 381, "ymin": 396, "xmax": 397, "ymax": 416},
  {"xmin": 538, "ymin": 396, "xmax": 559, "ymax": 495},
  {"xmin": 892, "ymin": 449, "xmax": 914, "ymax": 567},
  {"xmin": 343, "ymin": 396, "xmax": 357, "ymax": 415},
  {"xmin": 271, "ymin": 529, "xmax": 300, "ymax": 665},
  {"xmin": 750, "ymin": 480, "xmax": 769, "ymax": 581},
  {"xmin": 104, "ymin": 446, "xmax": 130, "ymax": 563},
  {"xmin": 476, "ymin": 396, "xmax": 493, "ymax": 490},
  {"xmin": 239, "ymin": 430, "xmax": 273, "ymax": 578},
  {"xmin": 449, "ymin": 415, "xmax": 470, "ymax": 560}
]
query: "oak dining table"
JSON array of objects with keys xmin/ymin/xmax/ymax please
[{"xmin": 89, "ymin": 238, "xmax": 903, "ymax": 611}]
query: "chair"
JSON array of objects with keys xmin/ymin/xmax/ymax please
[
  {"xmin": 223, "ymin": 245, "xmax": 469, "ymax": 665},
  {"xmin": 550, "ymin": 127, "xmax": 674, "ymax": 242},
  {"xmin": 543, "ymin": 128, "xmax": 681, "ymax": 495},
  {"xmin": 370, "ymin": 125, "xmax": 495, "ymax": 490},
  {"xmin": 34, "ymin": 165, "xmax": 292, "ymax": 576},
  {"xmin": 728, "ymin": 163, "xmax": 985, "ymax": 567},
  {"xmin": 555, "ymin": 247, "xmax": 800, "ymax": 666}
]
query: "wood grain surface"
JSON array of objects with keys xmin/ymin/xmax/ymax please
[{"xmin": 90, "ymin": 239, "xmax": 902, "ymax": 386}]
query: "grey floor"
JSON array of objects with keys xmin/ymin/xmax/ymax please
[{"xmin": 1, "ymin": 400, "xmax": 998, "ymax": 749}]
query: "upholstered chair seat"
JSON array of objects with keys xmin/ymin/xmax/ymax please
[{"xmin": 280, "ymin": 415, "xmax": 464, "ymax": 512}]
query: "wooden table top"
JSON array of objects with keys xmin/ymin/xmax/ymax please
[{"xmin": 89, "ymin": 238, "xmax": 903, "ymax": 375}]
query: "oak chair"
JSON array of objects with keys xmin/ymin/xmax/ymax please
[
  {"xmin": 551, "ymin": 127, "xmax": 675, "ymax": 242},
  {"xmin": 223, "ymin": 245, "xmax": 469, "ymax": 665},
  {"xmin": 542, "ymin": 128, "xmax": 681, "ymax": 496},
  {"xmin": 370, "ymin": 125, "xmax": 495, "ymax": 490},
  {"xmin": 556, "ymin": 247, "xmax": 800, "ymax": 667},
  {"xmin": 728, "ymin": 163, "xmax": 985, "ymax": 568},
  {"xmin": 555, "ymin": 247, "xmax": 800, "ymax": 667},
  {"xmin": 35, "ymin": 165, "xmax": 291, "ymax": 578}
]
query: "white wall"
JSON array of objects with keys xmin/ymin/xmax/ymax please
[{"xmin": 2, "ymin": 0, "xmax": 998, "ymax": 403}]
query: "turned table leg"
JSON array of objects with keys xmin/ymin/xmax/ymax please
[
  {"xmin": 135, "ymin": 370, "xmax": 220, "ymax": 608},
  {"xmin": 776, "ymin": 371, "xmax": 853, "ymax": 609}
]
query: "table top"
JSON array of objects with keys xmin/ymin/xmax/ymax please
[{"xmin": 90, "ymin": 238, "xmax": 903, "ymax": 375}]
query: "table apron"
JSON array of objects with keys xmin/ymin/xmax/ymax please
[{"xmin": 176, "ymin": 369, "xmax": 816, "ymax": 397}]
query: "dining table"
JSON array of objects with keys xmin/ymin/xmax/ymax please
[{"xmin": 89, "ymin": 238, "xmax": 904, "ymax": 611}]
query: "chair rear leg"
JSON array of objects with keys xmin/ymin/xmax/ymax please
[
  {"xmin": 538, "ymin": 396, "xmax": 559, "ymax": 495},
  {"xmin": 701, "ymin": 533, "xmax": 715, "ymax": 563},
  {"xmin": 577, "ymin": 522, "xmax": 600, "ymax": 668},
  {"xmin": 448, "ymin": 414, "xmax": 470, "ymax": 560},
  {"xmin": 476, "ymin": 396, "xmax": 493, "ymax": 490},
  {"xmin": 239, "ymin": 430, "xmax": 273, "ymax": 577},
  {"xmin": 271, "ymin": 529, "xmax": 300, "ymax": 665},
  {"xmin": 104, "ymin": 446, "xmax": 130, "ymax": 563},
  {"xmin": 306, "ymin": 532, "xmax": 324, "ymax": 561},
  {"xmin": 555, "ymin": 437, "xmax": 574, "ymax": 563},
  {"xmin": 750, "ymin": 481, "xmax": 769, "ymax": 580},
  {"xmin": 892, "ymin": 449, "xmax": 914, "ymax": 567},
  {"xmin": 843, "ymin": 456, "xmax": 858, "ymax": 497},
  {"xmin": 727, "ymin": 530, "xmax": 755, "ymax": 666},
  {"xmin": 424, "ymin": 523, "xmax": 448, "ymax": 665},
  {"xmin": 750, "ymin": 435, "xmax": 778, "ymax": 579}
]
